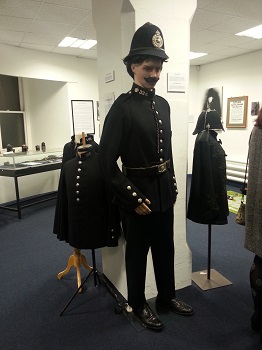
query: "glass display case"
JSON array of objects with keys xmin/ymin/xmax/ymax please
[
  {"xmin": 0, "ymin": 149, "xmax": 63, "ymax": 219},
  {"xmin": 0, "ymin": 149, "xmax": 63, "ymax": 170}
]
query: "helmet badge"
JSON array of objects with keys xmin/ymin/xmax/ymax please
[{"xmin": 152, "ymin": 30, "xmax": 163, "ymax": 49}]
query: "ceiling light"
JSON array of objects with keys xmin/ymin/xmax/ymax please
[
  {"xmin": 58, "ymin": 37, "xmax": 97, "ymax": 50},
  {"xmin": 189, "ymin": 52, "xmax": 207, "ymax": 60},
  {"xmin": 58, "ymin": 37, "xmax": 78, "ymax": 47},
  {"xmin": 70, "ymin": 39, "xmax": 87, "ymax": 48},
  {"xmin": 80, "ymin": 40, "xmax": 97, "ymax": 49},
  {"xmin": 236, "ymin": 24, "xmax": 262, "ymax": 39}
]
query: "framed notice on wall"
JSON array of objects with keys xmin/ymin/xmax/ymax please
[
  {"xmin": 226, "ymin": 96, "xmax": 248, "ymax": 128},
  {"xmin": 71, "ymin": 100, "xmax": 95, "ymax": 134}
]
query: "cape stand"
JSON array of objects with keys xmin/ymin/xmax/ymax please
[{"xmin": 57, "ymin": 248, "xmax": 92, "ymax": 293}]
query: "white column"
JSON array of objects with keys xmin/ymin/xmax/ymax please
[{"xmin": 92, "ymin": 0, "xmax": 197, "ymax": 299}]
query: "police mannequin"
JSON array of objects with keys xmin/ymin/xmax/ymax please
[{"xmin": 98, "ymin": 22, "xmax": 193, "ymax": 331}]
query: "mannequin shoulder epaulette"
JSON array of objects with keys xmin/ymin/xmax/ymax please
[{"xmin": 113, "ymin": 90, "xmax": 133, "ymax": 105}]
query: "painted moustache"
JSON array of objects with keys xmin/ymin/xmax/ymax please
[{"xmin": 144, "ymin": 77, "xmax": 159, "ymax": 83}]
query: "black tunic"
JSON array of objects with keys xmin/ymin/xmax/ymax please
[
  {"xmin": 54, "ymin": 147, "xmax": 119, "ymax": 249},
  {"xmin": 187, "ymin": 130, "xmax": 229, "ymax": 225},
  {"xmin": 98, "ymin": 83, "xmax": 177, "ymax": 213}
]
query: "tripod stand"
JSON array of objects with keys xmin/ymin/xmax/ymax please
[{"xmin": 59, "ymin": 248, "xmax": 129, "ymax": 317}]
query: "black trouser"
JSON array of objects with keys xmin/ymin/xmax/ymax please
[
  {"xmin": 250, "ymin": 255, "xmax": 262, "ymax": 312},
  {"xmin": 120, "ymin": 207, "xmax": 176, "ymax": 309}
]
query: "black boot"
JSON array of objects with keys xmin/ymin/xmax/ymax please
[
  {"xmin": 156, "ymin": 297, "xmax": 194, "ymax": 316},
  {"xmin": 133, "ymin": 303, "xmax": 163, "ymax": 331}
]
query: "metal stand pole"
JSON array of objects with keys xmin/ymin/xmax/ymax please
[
  {"xmin": 192, "ymin": 224, "xmax": 232, "ymax": 290},
  {"xmin": 207, "ymin": 224, "xmax": 211, "ymax": 279}
]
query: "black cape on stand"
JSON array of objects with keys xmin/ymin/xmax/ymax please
[
  {"xmin": 187, "ymin": 129, "xmax": 229, "ymax": 225},
  {"xmin": 53, "ymin": 146, "xmax": 120, "ymax": 249}
]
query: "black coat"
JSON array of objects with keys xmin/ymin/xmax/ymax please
[
  {"xmin": 98, "ymin": 83, "xmax": 177, "ymax": 213},
  {"xmin": 53, "ymin": 147, "xmax": 119, "ymax": 249},
  {"xmin": 187, "ymin": 130, "xmax": 229, "ymax": 225},
  {"xmin": 61, "ymin": 137, "xmax": 99, "ymax": 166}
]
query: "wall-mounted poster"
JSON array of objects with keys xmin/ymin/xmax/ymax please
[
  {"xmin": 226, "ymin": 96, "xmax": 248, "ymax": 128},
  {"xmin": 202, "ymin": 87, "xmax": 223, "ymax": 117},
  {"xmin": 251, "ymin": 101, "xmax": 259, "ymax": 116},
  {"xmin": 71, "ymin": 100, "xmax": 95, "ymax": 134}
]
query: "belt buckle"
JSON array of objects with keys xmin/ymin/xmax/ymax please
[{"xmin": 157, "ymin": 162, "xmax": 167, "ymax": 174}]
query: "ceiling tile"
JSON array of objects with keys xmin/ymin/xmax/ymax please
[
  {"xmin": 191, "ymin": 9, "xmax": 233, "ymax": 29},
  {"xmin": 210, "ymin": 16, "xmax": 261, "ymax": 34},
  {"xmin": 69, "ymin": 26, "xmax": 97, "ymax": 40},
  {"xmin": 0, "ymin": 0, "xmax": 261, "ymax": 66},
  {"xmin": 0, "ymin": 30, "xmax": 24, "ymax": 42},
  {"xmin": 43, "ymin": 0, "xmax": 92, "ymax": 10},
  {"xmin": 0, "ymin": 15, "xmax": 32, "ymax": 31},
  {"xmin": 21, "ymin": 42, "xmax": 56, "ymax": 52},
  {"xmin": 0, "ymin": 0, "xmax": 41, "ymax": 18},
  {"xmin": 23, "ymin": 32, "xmax": 62, "ymax": 45},
  {"xmin": 36, "ymin": 3, "xmax": 90, "ymax": 25},
  {"xmin": 29, "ymin": 20, "xmax": 75, "ymax": 36}
]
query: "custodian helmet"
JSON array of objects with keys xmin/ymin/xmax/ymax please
[{"xmin": 123, "ymin": 22, "xmax": 169, "ymax": 63}]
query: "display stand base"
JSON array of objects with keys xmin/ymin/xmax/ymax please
[
  {"xmin": 57, "ymin": 249, "xmax": 92, "ymax": 293},
  {"xmin": 192, "ymin": 269, "xmax": 232, "ymax": 291}
]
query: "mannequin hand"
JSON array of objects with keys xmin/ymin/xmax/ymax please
[{"xmin": 135, "ymin": 199, "xmax": 151, "ymax": 215}]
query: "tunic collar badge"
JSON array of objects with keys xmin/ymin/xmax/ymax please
[{"xmin": 131, "ymin": 84, "xmax": 155, "ymax": 99}]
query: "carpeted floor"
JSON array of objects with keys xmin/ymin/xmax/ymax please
[{"xmin": 0, "ymin": 185, "xmax": 261, "ymax": 349}]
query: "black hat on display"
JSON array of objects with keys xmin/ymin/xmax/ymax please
[
  {"xmin": 193, "ymin": 110, "xmax": 224, "ymax": 135},
  {"xmin": 123, "ymin": 22, "xmax": 169, "ymax": 62}
]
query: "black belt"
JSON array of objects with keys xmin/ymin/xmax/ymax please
[{"xmin": 122, "ymin": 160, "xmax": 170, "ymax": 177}]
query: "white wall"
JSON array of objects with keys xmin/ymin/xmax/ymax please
[
  {"xmin": 188, "ymin": 49, "xmax": 262, "ymax": 174},
  {"xmin": 0, "ymin": 43, "xmax": 99, "ymax": 204},
  {"xmin": 23, "ymin": 79, "xmax": 70, "ymax": 150}
]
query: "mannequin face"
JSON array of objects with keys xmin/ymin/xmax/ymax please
[{"xmin": 131, "ymin": 58, "xmax": 162, "ymax": 90}]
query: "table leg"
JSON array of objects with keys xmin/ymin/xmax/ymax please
[{"xmin": 14, "ymin": 176, "xmax": 21, "ymax": 219}]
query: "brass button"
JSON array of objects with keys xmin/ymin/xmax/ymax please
[
  {"xmin": 127, "ymin": 186, "xmax": 131, "ymax": 190},
  {"xmin": 76, "ymin": 191, "xmax": 79, "ymax": 194},
  {"xmin": 159, "ymin": 120, "xmax": 162, "ymax": 124},
  {"xmin": 78, "ymin": 161, "xmax": 82, "ymax": 164},
  {"xmin": 160, "ymin": 139, "xmax": 163, "ymax": 143},
  {"xmin": 76, "ymin": 198, "xmax": 80, "ymax": 202},
  {"xmin": 132, "ymin": 192, "xmax": 137, "ymax": 197},
  {"xmin": 160, "ymin": 158, "xmax": 163, "ymax": 162},
  {"xmin": 138, "ymin": 198, "xmax": 142, "ymax": 203},
  {"xmin": 76, "ymin": 176, "xmax": 80, "ymax": 179},
  {"xmin": 76, "ymin": 183, "xmax": 79, "ymax": 187},
  {"xmin": 78, "ymin": 168, "xmax": 81, "ymax": 172},
  {"xmin": 160, "ymin": 149, "xmax": 163, "ymax": 153}
]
